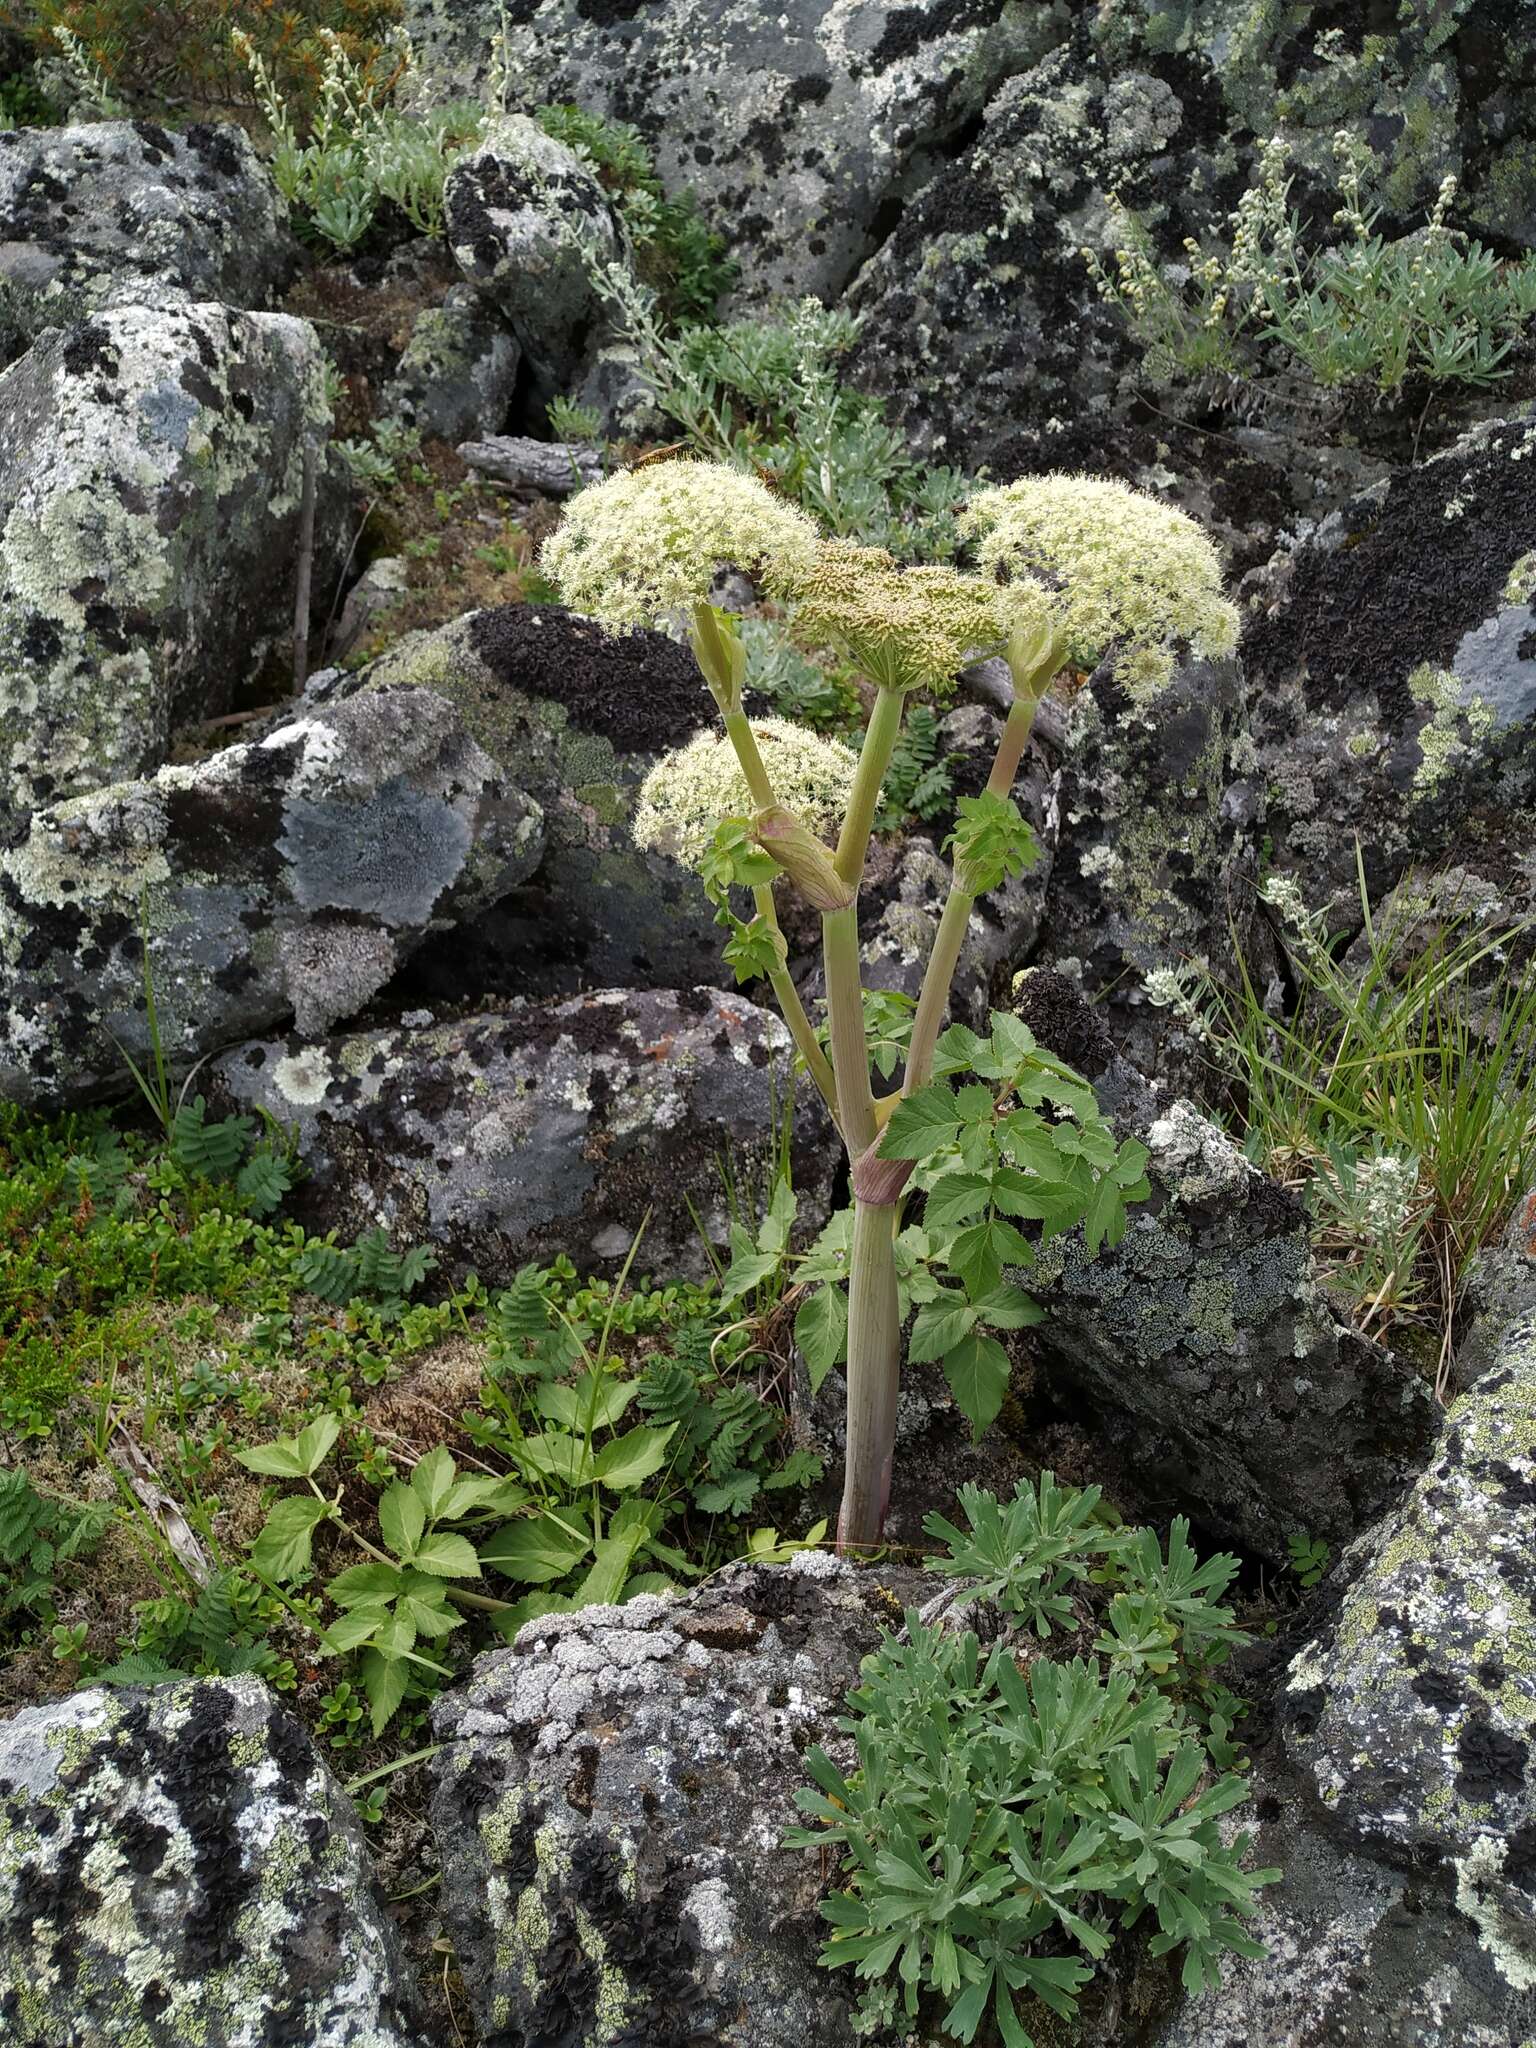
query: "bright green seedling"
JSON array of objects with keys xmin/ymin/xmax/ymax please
[
  {"xmin": 786, "ymin": 1481, "xmax": 1278, "ymax": 2043},
  {"xmin": 1286, "ymin": 1531, "xmax": 1331, "ymax": 1588},
  {"xmin": 542, "ymin": 458, "xmax": 1234, "ymax": 1549}
]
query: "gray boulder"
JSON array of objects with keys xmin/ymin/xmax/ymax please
[
  {"xmin": 378, "ymin": 281, "xmax": 519, "ymax": 442},
  {"xmin": 409, "ymin": 0, "xmax": 1060, "ymax": 302},
  {"xmin": 1151, "ymin": 1748, "xmax": 1536, "ymax": 2048},
  {"xmin": 339, "ymin": 604, "xmax": 727, "ymax": 998},
  {"xmin": 1012, "ymin": 971, "xmax": 1437, "ymax": 1563},
  {"xmin": 1244, "ymin": 418, "xmax": 1536, "ymax": 921},
  {"xmin": 0, "ymin": 121, "xmax": 294, "ymax": 365},
  {"xmin": 0, "ymin": 301, "xmax": 336, "ymax": 817},
  {"xmin": 1038, "ymin": 651, "xmax": 1263, "ymax": 1081},
  {"xmin": 444, "ymin": 115, "xmax": 621, "ymax": 403},
  {"xmin": 0, "ymin": 687, "xmax": 543, "ymax": 1108},
  {"xmin": 429, "ymin": 1554, "xmax": 906, "ymax": 2048},
  {"xmin": 209, "ymin": 986, "xmax": 838, "ymax": 1282},
  {"xmin": 0, "ymin": 1676, "xmax": 420, "ymax": 2047},
  {"xmin": 1280, "ymin": 1311, "xmax": 1536, "ymax": 1995}
]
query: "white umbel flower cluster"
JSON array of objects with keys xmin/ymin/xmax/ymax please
[
  {"xmin": 632, "ymin": 717, "xmax": 859, "ymax": 865},
  {"xmin": 540, "ymin": 460, "xmax": 819, "ymax": 631},
  {"xmin": 958, "ymin": 473, "xmax": 1239, "ymax": 693}
]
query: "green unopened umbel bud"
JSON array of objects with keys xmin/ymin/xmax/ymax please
[
  {"xmin": 752, "ymin": 805, "xmax": 856, "ymax": 913},
  {"xmin": 1005, "ymin": 610, "xmax": 1071, "ymax": 700}
]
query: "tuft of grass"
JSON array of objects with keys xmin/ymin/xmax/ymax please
[{"xmin": 1177, "ymin": 861, "xmax": 1536, "ymax": 1392}]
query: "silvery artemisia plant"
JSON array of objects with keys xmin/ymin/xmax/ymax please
[{"xmin": 541, "ymin": 458, "xmax": 1238, "ymax": 1550}]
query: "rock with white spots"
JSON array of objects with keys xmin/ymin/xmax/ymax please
[
  {"xmin": 443, "ymin": 115, "xmax": 621, "ymax": 404},
  {"xmin": 410, "ymin": 0, "xmax": 1058, "ymax": 303},
  {"xmin": 208, "ymin": 986, "xmax": 838, "ymax": 1281},
  {"xmin": 428, "ymin": 1555, "xmax": 912, "ymax": 2048},
  {"xmin": 0, "ymin": 1676, "xmax": 420, "ymax": 2047},
  {"xmin": 1244, "ymin": 418, "xmax": 1536, "ymax": 922},
  {"xmin": 1012, "ymin": 970, "xmax": 1437, "ymax": 1564},
  {"xmin": 379, "ymin": 281, "xmax": 520, "ymax": 443},
  {"xmin": 0, "ymin": 687, "xmax": 543, "ymax": 1108},
  {"xmin": 0, "ymin": 121, "xmax": 294, "ymax": 365},
  {"xmin": 0, "ymin": 300, "xmax": 338, "ymax": 817},
  {"xmin": 1279, "ymin": 1310, "xmax": 1536, "ymax": 1998}
]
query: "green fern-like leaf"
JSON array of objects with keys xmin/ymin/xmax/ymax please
[
  {"xmin": 694, "ymin": 1467, "xmax": 761, "ymax": 1517},
  {"xmin": 236, "ymin": 1149, "xmax": 292, "ymax": 1217},
  {"xmin": 637, "ymin": 1357, "xmax": 702, "ymax": 1429},
  {"xmin": 706, "ymin": 1384, "xmax": 778, "ymax": 1479},
  {"xmin": 170, "ymin": 1098, "xmax": 254, "ymax": 1179}
]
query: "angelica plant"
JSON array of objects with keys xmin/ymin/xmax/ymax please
[{"xmin": 541, "ymin": 458, "xmax": 1235, "ymax": 1549}]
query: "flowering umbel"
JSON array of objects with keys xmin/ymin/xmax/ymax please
[
  {"xmin": 958, "ymin": 473, "xmax": 1239, "ymax": 693},
  {"xmin": 541, "ymin": 460, "xmax": 820, "ymax": 632},
  {"xmin": 632, "ymin": 718, "xmax": 859, "ymax": 865}
]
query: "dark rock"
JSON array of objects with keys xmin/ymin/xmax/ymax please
[
  {"xmin": 338, "ymin": 604, "xmax": 728, "ymax": 998},
  {"xmin": 208, "ymin": 986, "xmax": 839, "ymax": 1282},
  {"xmin": 379, "ymin": 282, "xmax": 519, "ymax": 442},
  {"xmin": 0, "ymin": 687, "xmax": 542, "ymax": 1107},
  {"xmin": 428, "ymin": 1555, "xmax": 906, "ymax": 2048},
  {"xmin": 444, "ymin": 114, "xmax": 621, "ymax": 403},
  {"xmin": 1281, "ymin": 1307, "xmax": 1536, "ymax": 1984},
  {"xmin": 1016, "ymin": 1030, "xmax": 1436, "ymax": 1562},
  {"xmin": 0, "ymin": 121, "xmax": 295, "ymax": 365},
  {"xmin": 0, "ymin": 301, "xmax": 340, "ymax": 817},
  {"xmin": 0, "ymin": 1676, "xmax": 421, "ymax": 2047},
  {"xmin": 408, "ymin": 0, "xmax": 1061, "ymax": 302},
  {"xmin": 1244, "ymin": 417, "xmax": 1536, "ymax": 922}
]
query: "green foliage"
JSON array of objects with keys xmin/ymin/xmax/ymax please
[
  {"xmin": 1286, "ymin": 1531, "xmax": 1330, "ymax": 1589},
  {"xmin": 535, "ymin": 102, "xmax": 734, "ymax": 324},
  {"xmin": 875, "ymin": 704, "xmax": 959, "ymax": 832},
  {"xmin": 1090, "ymin": 133, "xmax": 1536, "ymax": 401},
  {"xmin": 945, "ymin": 792, "xmax": 1040, "ymax": 897},
  {"xmin": 1166, "ymin": 864, "xmax": 1536, "ymax": 1387},
  {"xmin": 0, "ymin": 62, "xmax": 59, "ymax": 124},
  {"xmin": 795, "ymin": 1013, "xmax": 1150, "ymax": 1435},
  {"xmin": 740, "ymin": 616, "xmax": 863, "ymax": 733},
  {"xmin": 0, "ymin": 1470, "xmax": 108, "ymax": 1629},
  {"xmin": 788, "ymin": 1482, "xmax": 1275, "ymax": 2043}
]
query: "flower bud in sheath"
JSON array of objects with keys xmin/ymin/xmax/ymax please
[{"xmin": 751, "ymin": 805, "xmax": 856, "ymax": 913}]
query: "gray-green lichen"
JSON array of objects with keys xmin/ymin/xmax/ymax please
[{"xmin": 0, "ymin": 1677, "xmax": 419, "ymax": 2045}]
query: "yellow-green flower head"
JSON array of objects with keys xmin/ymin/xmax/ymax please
[
  {"xmin": 632, "ymin": 717, "xmax": 858, "ymax": 864},
  {"xmin": 540, "ymin": 459, "xmax": 820, "ymax": 631},
  {"xmin": 957, "ymin": 474, "xmax": 1239, "ymax": 693},
  {"xmin": 780, "ymin": 539, "xmax": 1027, "ymax": 694}
]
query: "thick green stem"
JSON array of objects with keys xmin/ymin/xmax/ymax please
[
  {"xmin": 752, "ymin": 884, "xmax": 839, "ymax": 1122},
  {"xmin": 722, "ymin": 709, "xmax": 777, "ymax": 808},
  {"xmin": 823, "ymin": 904, "xmax": 875, "ymax": 1154},
  {"xmin": 901, "ymin": 690, "xmax": 1045, "ymax": 1098},
  {"xmin": 834, "ymin": 685, "xmax": 905, "ymax": 886},
  {"xmin": 838, "ymin": 1197, "xmax": 902, "ymax": 1551}
]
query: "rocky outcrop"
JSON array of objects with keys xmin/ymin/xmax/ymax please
[
  {"xmin": 1012, "ymin": 970, "xmax": 1437, "ymax": 1563},
  {"xmin": 410, "ymin": 0, "xmax": 1061, "ymax": 302},
  {"xmin": 0, "ymin": 688, "xmax": 542, "ymax": 1107},
  {"xmin": 0, "ymin": 121, "xmax": 294, "ymax": 365},
  {"xmin": 1244, "ymin": 417, "xmax": 1536, "ymax": 922},
  {"xmin": 0, "ymin": 301, "xmax": 335, "ymax": 816},
  {"xmin": 444, "ymin": 115, "xmax": 621, "ymax": 404},
  {"xmin": 429, "ymin": 1554, "xmax": 907, "ymax": 2048},
  {"xmin": 338, "ymin": 604, "xmax": 727, "ymax": 998},
  {"xmin": 209, "ymin": 986, "xmax": 838, "ymax": 1282},
  {"xmin": 379, "ymin": 281, "xmax": 519, "ymax": 442},
  {"xmin": 0, "ymin": 1676, "xmax": 421, "ymax": 2047},
  {"xmin": 1280, "ymin": 1313, "xmax": 1536, "ymax": 1991}
]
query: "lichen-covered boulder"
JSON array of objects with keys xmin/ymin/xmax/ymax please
[
  {"xmin": 0, "ymin": 1676, "xmax": 420, "ymax": 2047},
  {"xmin": 1038, "ymin": 651, "xmax": 1262, "ymax": 1080},
  {"xmin": 410, "ymin": 0, "xmax": 1059, "ymax": 302},
  {"xmin": 0, "ymin": 121, "xmax": 294, "ymax": 365},
  {"xmin": 444, "ymin": 115, "xmax": 621, "ymax": 402},
  {"xmin": 0, "ymin": 687, "xmax": 543, "ymax": 1108},
  {"xmin": 1150, "ymin": 1748, "xmax": 1536, "ymax": 2048},
  {"xmin": 1280, "ymin": 1313, "xmax": 1536, "ymax": 1997},
  {"xmin": 1011, "ymin": 971, "xmax": 1436, "ymax": 1563},
  {"xmin": 0, "ymin": 301, "xmax": 335, "ymax": 817},
  {"xmin": 338, "ymin": 603, "xmax": 728, "ymax": 998},
  {"xmin": 379, "ymin": 280, "xmax": 519, "ymax": 442},
  {"xmin": 1244, "ymin": 417, "xmax": 1536, "ymax": 919},
  {"xmin": 429, "ymin": 1554, "xmax": 914, "ymax": 2048},
  {"xmin": 209, "ymin": 986, "xmax": 838, "ymax": 1281}
]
